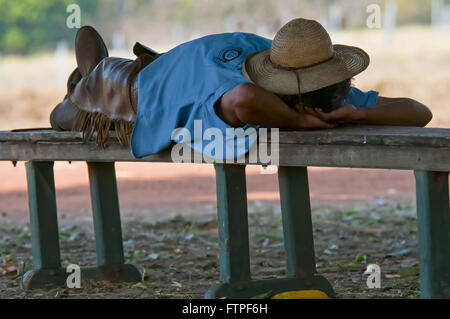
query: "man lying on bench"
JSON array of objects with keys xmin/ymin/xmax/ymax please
[{"xmin": 49, "ymin": 18, "xmax": 432, "ymax": 161}]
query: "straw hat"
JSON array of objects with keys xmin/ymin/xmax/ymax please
[{"xmin": 242, "ymin": 18, "xmax": 370, "ymax": 95}]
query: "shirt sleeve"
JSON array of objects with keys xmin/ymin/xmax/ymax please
[{"xmin": 343, "ymin": 87, "xmax": 379, "ymax": 108}]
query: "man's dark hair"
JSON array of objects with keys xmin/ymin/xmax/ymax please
[{"xmin": 288, "ymin": 78, "xmax": 352, "ymax": 113}]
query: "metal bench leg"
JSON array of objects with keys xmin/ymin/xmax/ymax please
[
  {"xmin": 278, "ymin": 166, "xmax": 316, "ymax": 277},
  {"xmin": 22, "ymin": 161, "xmax": 140, "ymax": 289},
  {"xmin": 84, "ymin": 162, "xmax": 141, "ymax": 282},
  {"xmin": 206, "ymin": 164, "xmax": 333, "ymax": 299},
  {"xmin": 206, "ymin": 164, "xmax": 251, "ymax": 298},
  {"xmin": 277, "ymin": 166, "xmax": 334, "ymax": 298},
  {"xmin": 414, "ymin": 170, "xmax": 450, "ymax": 298},
  {"xmin": 206, "ymin": 164, "xmax": 254, "ymax": 298},
  {"xmin": 21, "ymin": 161, "xmax": 66, "ymax": 289}
]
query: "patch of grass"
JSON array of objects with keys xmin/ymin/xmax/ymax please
[{"xmin": 398, "ymin": 267, "xmax": 420, "ymax": 277}]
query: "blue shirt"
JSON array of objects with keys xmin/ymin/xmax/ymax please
[
  {"xmin": 131, "ymin": 32, "xmax": 379, "ymax": 161},
  {"xmin": 344, "ymin": 87, "xmax": 378, "ymax": 108}
]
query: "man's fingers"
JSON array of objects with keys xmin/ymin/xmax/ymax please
[
  {"xmin": 305, "ymin": 106, "xmax": 327, "ymax": 120},
  {"xmin": 314, "ymin": 107, "xmax": 331, "ymax": 120},
  {"xmin": 300, "ymin": 107, "xmax": 337, "ymax": 128},
  {"xmin": 303, "ymin": 104, "xmax": 358, "ymax": 127},
  {"xmin": 303, "ymin": 106, "xmax": 314, "ymax": 114},
  {"xmin": 305, "ymin": 114, "xmax": 336, "ymax": 129},
  {"xmin": 315, "ymin": 107, "xmax": 350, "ymax": 123}
]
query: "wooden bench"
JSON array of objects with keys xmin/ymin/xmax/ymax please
[{"xmin": 0, "ymin": 125, "xmax": 449, "ymax": 298}]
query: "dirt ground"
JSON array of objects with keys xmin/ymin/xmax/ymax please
[
  {"xmin": 0, "ymin": 163, "xmax": 425, "ymax": 299},
  {"xmin": 0, "ymin": 163, "xmax": 417, "ymax": 221}
]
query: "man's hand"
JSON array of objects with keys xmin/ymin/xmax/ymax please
[
  {"xmin": 304, "ymin": 97, "xmax": 433, "ymax": 127},
  {"xmin": 297, "ymin": 105, "xmax": 337, "ymax": 129},
  {"xmin": 304, "ymin": 104, "xmax": 360, "ymax": 124}
]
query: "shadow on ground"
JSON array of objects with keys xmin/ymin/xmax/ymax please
[{"xmin": 0, "ymin": 200, "xmax": 420, "ymax": 299}]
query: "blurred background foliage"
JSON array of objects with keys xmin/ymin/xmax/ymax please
[
  {"xmin": 0, "ymin": 0, "xmax": 99, "ymax": 53},
  {"xmin": 1, "ymin": 0, "xmax": 450, "ymax": 54},
  {"xmin": 1, "ymin": 0, "xmax": 450, "ymax": 130}
]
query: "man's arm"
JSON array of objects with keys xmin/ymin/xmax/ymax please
[
  {"xmin": 305, "ymin": 96, "xmax": 433, "ymax": 127},
  {"xmin": 217, "ymin": 83, "xmax": 335, "ymax": 130},
  {"xmin": 353, "ymin": 96, "xmax": 433, "ymax": 126}
]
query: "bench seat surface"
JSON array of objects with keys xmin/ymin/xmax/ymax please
[{"xmin": 0, "ymin": 125, "xmax": 449, "ymax": 171}]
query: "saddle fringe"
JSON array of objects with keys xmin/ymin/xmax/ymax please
[{"xmin": 72, "ymin": 109, "xmax": 134, "ymax": 148}]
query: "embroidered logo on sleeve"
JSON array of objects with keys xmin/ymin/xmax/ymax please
[{"xmin": 219, "ymin": 47, "xmax": 243, "ymax": 62}]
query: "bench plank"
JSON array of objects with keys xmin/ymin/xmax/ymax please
[
  {"xmin": 2, "ymin": 126, "xmax": 450, "ymax": 146},
  {"xmin": 273, "ymin": 126, "xmax": 450, "ymax": 147},
  {"xmin": 273, "ymin": 144, "xmax": 450, "ymax": 171},
  {"xmin": 1, "ymin": 126, "xmax": 449, "ymax": 171},
  {"xmin": 1, "ymin": 126, "xmax": 450, "ymax": 148}
]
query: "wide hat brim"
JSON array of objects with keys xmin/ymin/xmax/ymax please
[{"xmin": 242, "ymin": 44, "xmax": 370, "ymax": 95}]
